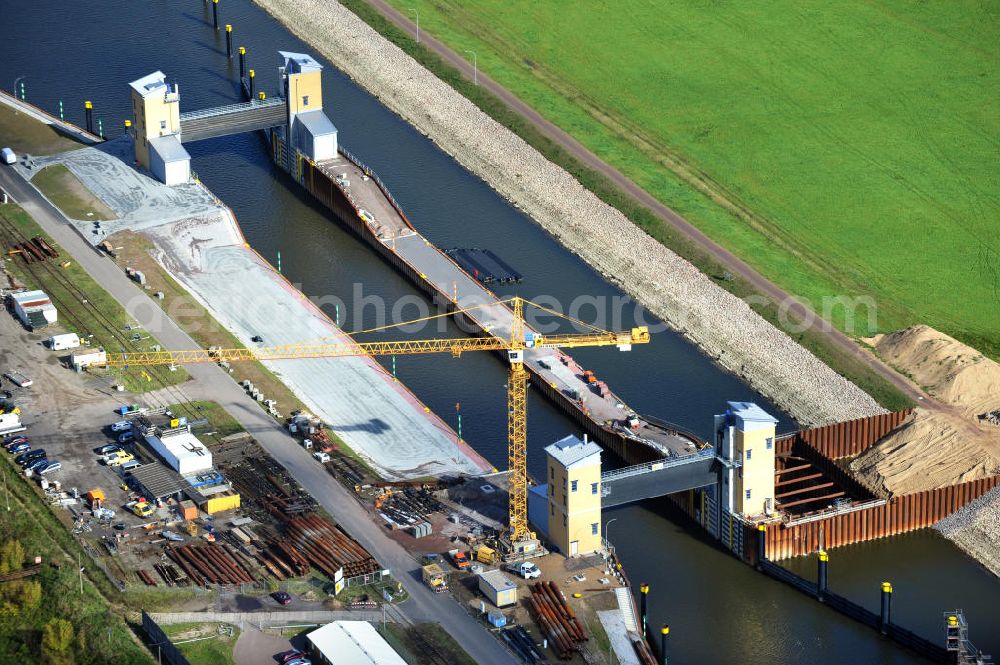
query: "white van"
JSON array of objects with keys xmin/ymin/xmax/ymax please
[
  {"xmin": 110, "ymin": 421, "xmax": 131, "ymax": 433},
  {"xmin": 1, "ymin": 148, "xmax": 15, "ymax": 165}
]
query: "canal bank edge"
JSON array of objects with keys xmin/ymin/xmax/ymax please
[{"xmin": 253, "ymin": 0, "xmax": 888, "ymax": 427}]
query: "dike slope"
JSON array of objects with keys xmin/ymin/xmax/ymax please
[{"xmin": 254, "ymin": 0, "xmax": 883, "ymax": 427}]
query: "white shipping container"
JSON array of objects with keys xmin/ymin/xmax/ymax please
[
  {"xmin": 71, "ymin": 349, "xmax": 107, "ymax": 369},
  {"xmin": 48, "ymin": 333, "xmax": 81, "ymax": 351}
]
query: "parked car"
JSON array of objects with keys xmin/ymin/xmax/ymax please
[
  {"xmin": 38, "ymin": 461, "xmax": 62, "ymax": 475},
  {"xmin": 119, "ymin": 460, "xmax": 141, "ymax": 471},
  {"xmin": 251, "ymin": 335, "xmax": 264, "ymax": 343},
  {"xmin": 280, "ymin": 650, "xmax": 305, "ymax": 664},
  {"xmin": 3, "ymin": 436, "xmax": 28, "ymax": 450},
  {"xmin": 284, "ymin": 659, "xmax": 311, "ymax": 665},
  {"xmin": 1, "ymin": 147, "xmax": 16, "ymax": 165},
  {"xmin": 272, "ymin": 591, "xmax": 292, "ymax": 606},
  {"xmin": 104, "ymin": 451, "xmax": 135, "ymax": 467},
  {"xmin": 110, "ymin": 421, "xmax": 132, "ymax": 433},
  {"xmin": 117, "ymin": 431, "xmax": 135, "ymax": 444},
  {"xmin": 516, "ymin": 561, "xmax": 542, "ymax": 580},
  {"xmin": 312, "ymin": 451, "xmax": 330, "ymax": 463},
  {"xmin": 25, "ymin": 457, "xmax": 49, "ymax": 473},
  {"xmin": 95, "ymin": 443, "xmax": 124, "ymax": 455},
  {"xmin": 16, "ymin": 449, "xmax": 45, "ymax": 466},
  {"xmin": 7, "ymin": 442, "xmax": 30, "ymax": 454},
  {"xmin": 129, "ymin": 501, "xmax": 154, "ymax": 518}
]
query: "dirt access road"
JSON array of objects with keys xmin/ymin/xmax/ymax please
[
  {"xmin": 363, "ymin": 0, "xmax": 928, "ymax": 407},
  {"xmin": 0, "ymin": 166, "xmax": 519, "ymax": 665}
]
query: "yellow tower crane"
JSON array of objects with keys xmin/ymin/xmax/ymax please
[{"xmin": 96, "ymin": 297, "xmax": 650, "ymax": 555}]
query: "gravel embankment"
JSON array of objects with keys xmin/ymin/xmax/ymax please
[
  {"xmin": 253, "ymin": 0, "xmax": 884, "ymax": 426},
  {"xmin": 936, "ymin": 486, "xmax": 1000, "ymax": 578}
]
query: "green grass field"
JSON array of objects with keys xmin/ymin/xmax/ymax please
[
  {"xmin": 161, "ymin": 623, "xmax": 238, "ymax": 665},
  {"xmin": 383, "ymin": 0, "xmax": 1000, "ymax": 358},
  {"xmin": 32, "ymin": 164, "xmax": 115, "ymax": 221},
  {"xmin": 0, "ymin": 102, "xmax": 82, "ymax": 155}
]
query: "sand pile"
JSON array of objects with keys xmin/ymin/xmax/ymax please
[
  {"xmin": 851, "ymin": 326, "xmax": 1000, "ymax": 494},
  {"xmin": 870, "ymin": 325, "xmax": 1000, "ymax": 417},
  {"xmin": 850, "ymin": 408, "xmax": 1000, "ymax": 495}
]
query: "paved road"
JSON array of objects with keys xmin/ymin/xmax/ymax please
[
  {"xmin": 363, "ymin": 0, "xmax": 929, "ymax": 407},
  {"xmin": 0, "ymin": 166, "xmax": 518, "ymax": 665}
]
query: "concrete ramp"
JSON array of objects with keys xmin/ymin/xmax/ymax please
[
  {"xmin": 180, "ymin": 98, "xmax": 287, "ymax": 142},
  {"xmin": 602, "ymin": 450, "xmax": 717, "ymax": 508}
]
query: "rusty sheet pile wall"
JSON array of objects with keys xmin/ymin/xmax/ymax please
[
  {"xmin": 796, "ymin": 409, "xmax": 913, "ymax": 460},
  {"xmin": 763, "ymin": 476, "xmax": 1000, "ymax": 560}
]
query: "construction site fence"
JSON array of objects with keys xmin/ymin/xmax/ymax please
[
  {"xmin": 761, "ymin": 475, "xmax": 1000, "ymax": 560},
  {"xmin": 758, "ymin": 562, "xmax": 947, "ymax": 662},
  {"xmin": 141, "ymin": 610, "xmax": 192, "ymax": 665}
]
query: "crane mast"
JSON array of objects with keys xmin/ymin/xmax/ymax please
[{"xmin": 97, "ymin": 297, "xmax": 649, "ymax": 555}]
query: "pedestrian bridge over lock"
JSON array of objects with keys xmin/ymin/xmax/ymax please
[{"xmin": 600, "ymin": 448, "xmax": 718, "ymax": 508}]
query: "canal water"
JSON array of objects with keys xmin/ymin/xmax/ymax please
[{"xmin": 2, "ymin": 2, "xmax": 996, "ymax": 662}]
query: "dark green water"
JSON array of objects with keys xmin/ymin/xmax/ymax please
[{"xmin": 1, "ymin": 2, "xmax": 995, "ymax": 662}]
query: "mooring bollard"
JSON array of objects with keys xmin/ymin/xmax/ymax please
[
  {"xmin": 212, "ymin": 0, "xmax": 219, "ymax": 30},
  {"xmin": 817, "ymin": 550, "xmax": 829, "ymax": 602},
  {"xmin": 660, "ymin": 625, "xmax": 669, "ymax": 665},
  {"xmin": 225, "ymin": 24, "xmax": 232, "ymax": 58},
  {"xmin": 640, "ymin": 582, "xmax": 649, "ymax": 639},
  {"xmin": 238, "ymin": 46, "xmax": 246, "ymax": 77},
  {"xmin": 84, "ymin": 101, "xmax": 93, "ymax": 134},
  {"xmin": 249, "ymin": 69, "xmax": 255, "ymax": 98},
  {"xmin": 757, "ymin": 523, "xmax": 766, "ymax": 569},
  {"xmin": 880, "ymin": 582, "xmax": 893, "ymax": 634}
]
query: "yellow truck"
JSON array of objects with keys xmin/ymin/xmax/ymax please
[{"xmin": 422, "ymin": 564, "xmax": 448, "ymax": 593}]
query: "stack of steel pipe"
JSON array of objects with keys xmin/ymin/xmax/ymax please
[
  {"xmin": 136, "ymin": 569, "xmax": 158, "ymax": 587},
  {"xmin": 526, "ymin": 581, "xmax": 590, "ymax": 660},
  {"xmin": 153, "ymin": 563, "xmax": 188, "ymax": 586},
  {"xmin": 284, "ymin": 516, "xmax": 379, "ymax": 580},
  {"xmin": 166, "ymin": 545, "xmax": 257, "ymax": 585}
]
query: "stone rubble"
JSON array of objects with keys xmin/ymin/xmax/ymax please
[
  {"xmin": 936, "ymin": 485, "xmax": 1000, "ymax": 578},
  {"xmin": 253, "ymin": 0, "xmax": 885, "ymax": 427}
]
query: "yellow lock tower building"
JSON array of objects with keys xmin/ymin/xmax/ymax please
[
  {"xmin": 128, "ymin": 71, "xmax": 190, "ymax": 185},
  {"xmin": 278, "ymin": 51, "xmax": 338, "ymax": 161},
  {"xmin": 715, "ymin": 401, "xmax": 778, "ymax": 518},
  {"xmin": 545, "ymin": 435, "xmax": 603, "ymax": 557}
]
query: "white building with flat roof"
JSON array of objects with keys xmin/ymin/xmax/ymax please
[
  {"xmin": 306, "ymin": 621, "xmax": 407, "ymax": 665},
  {"xmin": 10, "ymin": 290, "xmax": 57, "ymax": 329},
  {"xmin": 143, "ymin": 429, "xmax": 212, "ymax": 476}
]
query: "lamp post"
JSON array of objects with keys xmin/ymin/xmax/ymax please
[
  {"xmin": 465, "ymin": 50, "xmax": 478, "ymax": 86},
  {"xmin": 604, "ymin": 517, "xmax": 618, "ymax": 550},
  {"xmin": 409, "ymin": 8, "xmax": 420, "ymax": 43}
]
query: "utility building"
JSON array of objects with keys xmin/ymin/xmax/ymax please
[
  {"xmin": 128, "ymin": 71, "xmax": 191, "ymax": 185},
  {"xmin": 715, "ymin": 401, "xmax": 778, "ymax": 518},
  {"xmin": 279, "ymin": 51, "xmax": 338, "ymax": 161},
  {"xmin": 545, "ymin": 435, "xmax": 603, "ymax": 557}
]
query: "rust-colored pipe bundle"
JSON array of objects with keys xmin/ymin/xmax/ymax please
[{"xmin": 527, "ymin": 581, "xmax": 590, "ymax": 660}]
